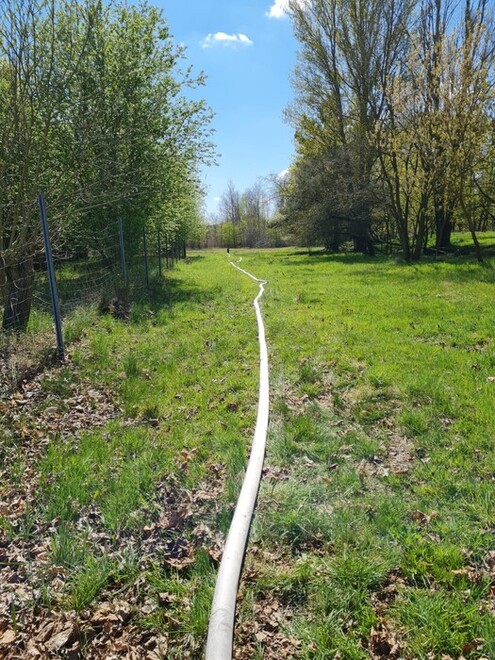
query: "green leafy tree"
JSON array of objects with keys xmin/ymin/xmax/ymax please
[
  {"xmin": 0, "ymin": 0, "xmax": 95, "ymax": 330},
  {"xmin": 374, "ymin": 0, "xmax": 494, "ymax": 260},
  {"xmin": 64, "ymin": 1, "xmax": 213, "ymax": 257},
  {"xmin": 285, "ymin": 0, "xmax": 413, "ymax": 254},
  {"xmin": 285, "ymin": 0, "xmax": 495, "ymax": 260},
  {"xmin": 0, "ymin": 0, "xmax": 214, "ymax": 331}
]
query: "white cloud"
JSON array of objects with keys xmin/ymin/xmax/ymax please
[
  {"xmin": 266, "ymin": 0, "xmax": 306, "ymax": 19},
  {"xmin": 276, "ymin": 168, "xmax": 289, "ymax": 180},
  {"xmin": 201, "ymin": 32, "xmax": 254, "ymax": 48},
  {"xmin": 267, "ymin": 0, "xmax": 288, "ymax": 18}
]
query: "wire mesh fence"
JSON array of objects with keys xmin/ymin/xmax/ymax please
[{"xmin": 0, "ymin": 196, "xmax": 186, "ymax": 395}]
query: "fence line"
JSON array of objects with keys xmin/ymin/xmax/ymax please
[
  {"xmin": 0, "ymin": 197, "xmax": 188, "ymax": 393},
  {"xmin": 38, "ymin": 193, "xmax": 64, "ymax": 359}
]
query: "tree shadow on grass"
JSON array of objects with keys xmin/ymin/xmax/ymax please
[
  {"xmin": 183, "ymin": 255, "xmax": 205, "ymax": 262},
  {"xmin": 283, "ymin": 250, "xmax": 390, "ymax": 267},
  {"xmin": 282, "ymin": 248, "xmax": 495, "ymax": 284},
  {"xmin": 128, "ymin": 273, "xmax": 216, "ymax": 324}
]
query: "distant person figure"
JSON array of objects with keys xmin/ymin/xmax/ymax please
[{"xmin": 227, "ymin": 247, "xmax": 230, "ymax": 254}]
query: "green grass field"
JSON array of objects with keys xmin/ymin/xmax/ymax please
[{"xmin": 1, "ymin": 240, "xmax": 495, "ymax": 657}]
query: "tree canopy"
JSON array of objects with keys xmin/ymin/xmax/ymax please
[
  {"xmin": 281, "ymin": 0, "xmax": 495, "ymax": 260},
  {"xmin": 0, "ymin": 0, "xmax": 214, "ymax": 330}
]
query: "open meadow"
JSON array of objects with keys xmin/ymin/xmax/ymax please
[{"xmin": 1, "ymin": 242, "xmax": 495, "ymax": 658}]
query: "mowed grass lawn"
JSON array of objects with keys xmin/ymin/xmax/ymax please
[{"xmin": 1, "ymin": 242, "xmax": 495, "ymax": 657}]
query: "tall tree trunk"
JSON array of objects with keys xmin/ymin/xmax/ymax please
[
  {"xmin": 412, "ymin": 221, "xmax": 425, "ymax": 260},
  {"xmin": 434, "ymin": 196, "xmax": 453, "ymax": 250},
  {"xmin": 412, "ymin": 202, "xmax": 428, "ymax": 260},
  {"xmin": 436, "ymin": 219, "xmax": 452, "ymax": 250},
  {"xmin": 353, "ymin": 234, "xmax": 374, "ymax": 255},
  {"xmin": 468, "ymin": 223, "xmax": 483, "ymax": 263},
  {"xmin": 460, "ymin": 190, "xmax": 483, "ymax": 263},
  {"xmin": 2, "ymin": 258, "xmax": 35, "ymax": 332},
  {"xmin": 395, "ymin": 217, "xmax": 411, "ymax": 261}
]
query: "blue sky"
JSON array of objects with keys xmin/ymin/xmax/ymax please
[{"xmin": 158, "ymin": 0, "xmax": 299, "ymax": 216}]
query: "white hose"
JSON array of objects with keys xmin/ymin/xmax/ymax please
[{"xmin": 205, "ymin": 259, "xmax": 270, "ymax": 660}]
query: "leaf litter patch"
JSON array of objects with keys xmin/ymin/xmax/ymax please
[
  {"xmin": 356, "ymin": 432, "xmax": 414, "ymax": 480},
  {"xmin": 0, "ymin": 360, "xmax": 230, "ymax": 658},
  {"xmin": 367, "ymin": 570, "xmax": 407, "ymax": 658},
  {"xmin": 0, "ymin": 467, "xmax": 227, "ymax": 658},
  {"xmin": 0, "ymin": 329, "xmax": 58, "ymax": 399},
  {"xmin": 234, "ymin": 543, "xmax": 305, "ymax": 659},
  {"xmin": 0, "ymin": 357, "xmax": 120, "ymax": 476}
]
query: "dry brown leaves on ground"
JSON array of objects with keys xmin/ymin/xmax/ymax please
[
  {"xmin": 233, "ymin": 542, "xmax": 308, "ymax": 659},
  {"xmin": 0, "ymin": 359, "xmax": 229, "ymax": 658},
  {"xmin": 367, "ymin": 571, "xmax": 407, "ymax": 658},
  {"xmin": 0, "ymin": 605, "xmax": 169, "ymax": 659},
  {"xmin": 356, "ymin": 432, "xmax": 414, "ymax": 480},
  {"xmin": 234, "ymin": 593, "xmax": 302, "ymax": 659},
  {"xmin": 0, "ymin": 359, "xmax": 119, "ymax": 449},
  {"xmin": 0, "ymin": 469, "xmax": 227, "ymax": 659},
  {"xmin": 0, "ymin": 330, "xmax": 57, "ymax": 399}
]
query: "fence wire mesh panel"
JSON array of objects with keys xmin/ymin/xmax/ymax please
[
  {"xmin": 1, "ymin": 196, "xmax": 188, "ymax": 397},
  {"xmin": 1, "ymin": 218, "xmax": 118, "ymax": 394},
  {"xmin": 2, "ymin": 226, "xmax": 121, "ymax": 322}
]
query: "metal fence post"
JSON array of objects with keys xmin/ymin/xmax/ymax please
[
  {"xmin": 38, "ymin": 193, "xmax": 64, "ymax": 360},
  {"xmin": 118, "ymin": 219, "xmax": 128, "ymax": 284},
  {"xmin": 143, "ymin": 226, "xmax": 149, "ymax": 287},
  {"xmin": 157, "ymin": 229, "xmax": 162, "ymax": 277}
]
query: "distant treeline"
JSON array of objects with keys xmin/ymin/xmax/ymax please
[{"xmin": 196, "ymin": 180, "xmax": 288, "ymax": 249}]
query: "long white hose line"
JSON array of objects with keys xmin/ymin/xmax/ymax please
[{"xmin": 205, "ymin": 259, "xmax": 270, "ymax": 660}]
